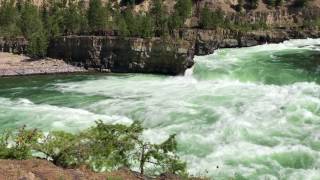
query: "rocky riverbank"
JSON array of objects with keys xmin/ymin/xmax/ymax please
[
  {"xmin": 47, "ymin": 28, "xmax": 320, "ymax": 74},
  {"xmin": 0, "ymin": 29, "xmax": 319, "ymax": 76},
  {"xmin": 0, "ymin": 52, "xmax": 86, "ymax": 77},
  {"xmin": 0, "ymin": 159, "xmax": 202, "ymax": 180},
  {"xmin": 0, "ymin": 0, "xmax": 319, "ymax": 76}
]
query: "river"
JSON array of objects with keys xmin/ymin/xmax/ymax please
[{"xmin": 0, "ymin": 38, "xmax": 320, "ymax": 179}]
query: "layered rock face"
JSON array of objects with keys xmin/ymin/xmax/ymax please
[
  {"xmin": 180, "ymin": 28, "xmax": 320, "ymax": 55},
  {"xmin": 1, "ymin": 27, "xmax": 319, "ymax": 75},
  {"xmin": 0, "ymin": 37, "xmax": 27, "ymax": 54},
  {"xmin": 48, "ymin": 36, "xmax": 195, "ymax": 75},
  {"xmin": 46, "ymin": 27, "xmax": 320, "ymax": 74}
]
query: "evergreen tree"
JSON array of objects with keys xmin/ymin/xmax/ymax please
[
  {"xmin": 45, "ymin": 1, "xmax": 65, "ymax": 39},
  {"xmin": 117, "ymin": 15, "xmax": 130, "ymax": 36},
  {"xmin": 151, "ymin": 0, "xmax": 168, "ymax": 36},
  {"xmin": 63, "ymin": 2, "xmax": 82, "ymax": 34},
  {"xmin": 87, "ymin": 0, "xmax": 107, "ymax": 32},
  {"xmin": 138, "ymin": 15, "xmax": 154, "ymax": 38},
  {"xmin": 78, "ymin": 0, "xmax": 89, "ymax": 33},
  {"xmin": 200, "ymin": 6, "xmax": 225, "ymax": 29},
  {"xmin": 0, "ymin": 0, "xmax": 21, "ymax": 36},
  {"xmin": 0, "ymin": 0, "xmax": 16, "ymax": 27},
  {"xmin": 175, "ymin": 0, "xmax": 193, "ymax": 20},
  {"xmin": 122, "ymin": 7, "xmax": 137, "ymax": 36},
  {"xmin": 27, "ymin": 31, "xmax": 48, "ymax": 58},
  {"xmin": 20, "ymin": 1, "xmax": 48, "ymax": 58},
  {"xmin": 20, "ymin": 1, "xmax": 44, "ymax": 38},
  {"xmin": 168, "ymin": 0, "xmax": 192, "ymax": 30},
  {"xmin": 16, "ymin": 0, "xmax": 24, "ymax": 12},
  {"xmin": 199, "ymin": 5, "xmax": 211, "ymax": 28}
]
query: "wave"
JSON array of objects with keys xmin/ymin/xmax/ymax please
[
  {"xmin": 0, "ymin": 97, "xmax": 133, "ymax": 132},
  {"xmin": 2, "ymin": 38, "xmax": 320, "ymax": 179},
  {"xmin": 192, "ymin": 38, "xmax": 320, "ymax": 85}
]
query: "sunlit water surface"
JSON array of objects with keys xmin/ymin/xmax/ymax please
[{"xmin": 1, "ymin": 39, "xmax": 320, "ymax": 179}]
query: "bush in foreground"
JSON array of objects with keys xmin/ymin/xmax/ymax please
[{"xmin": 0, "ymin": 121, "xmax": 187, "ymax": 177}]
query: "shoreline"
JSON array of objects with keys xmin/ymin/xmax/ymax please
[
  {"xmin": 1, "ymin": 36, "xmax": 319, "ymax": 77},
  {"xmin": 0, "ymin": 52, "xmax": 87, "ymax": 77},
  {"xmin": 0, "ymin": 159, "xmax": 150, "ymax": 180}
]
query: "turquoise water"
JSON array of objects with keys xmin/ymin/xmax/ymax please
[{"xmin": 1, "ymin": 39, "xmax": 320, "ymax": 179}]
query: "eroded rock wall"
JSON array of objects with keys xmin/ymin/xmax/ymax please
[
  {"xmin": 0, "ymin": 37, "xmax": 27, "ymax": 54},
  {"xmin": 0, "ymin": 29, "xmax": 319, "ymax": 75},
  {"xmin": 172, "ymin": 28, "xmax": 320, "ymax": 55},
  {"xmin": 47, "ymin": 36, "xmax": 195, "ymax": 75}
]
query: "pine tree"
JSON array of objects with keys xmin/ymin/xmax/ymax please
[
  {"xmin": 20, "ymin": 1, "xmax": 48, "ymax": 58},
  {"xmin": 199, "ymin": 5, "xmax": 210, "ymax": 28},
  {"xmin": 0, "ymin": 0, "xmax": 21, "ymax": 36},
  {"xmin": 122, "ymin": 7, "xmax": 137, "ymax": 36},
  {"xmin": 200, "ymin": 6, "xmax": 225, "ymax": 29},
  {"xmin": 27, "ymin": 31, "xmax": 48, "ymax": 58},
  {"xmin": 78, "ymin": 0, "xmax": 89, "ymax": 33},
  {"xmin": 87, "ymin": 0, "xmax": 107, "ymax": 32},
  {"xmin": 138, "ymin": 15, "xmax": 154, "ymax": 38},
  {"xmin": 20, "ymin": 1, "xmax": 43, "ymax": 38},
  {"xmin": 63, "ymin": 2, "xmax": 82, "ymax": 34},
  {"xmin": 151, "ymin": 0, "xmax": 168, "ymax": 36},
  {"xmin": 117, "ymin": 15, "xmax": 130, "ymax": 36},
  {"xmin": 0, "ymin": 0, "xmax": 16, "ymax": 27},
  {"xmin": 175, "ymin": 0, "xmax": 192, "ymax": 20},
  {"xmin": 168, "ymin": 0, "xmax": 193, "ymax": 30}
]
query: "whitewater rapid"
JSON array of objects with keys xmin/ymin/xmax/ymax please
[{"xmin": 0, "ymin": 39, "xmax": 320, "ymax": 179}]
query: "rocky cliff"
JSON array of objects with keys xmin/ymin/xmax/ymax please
[
  {"xmin": 0, "ymin": 1, "xmax": 319, "ymax": 75},
  {"xmin": 180, "ymin": 28, "xmax": 320, "ymax": 55},
  {"xmin": 1, "ymin": 27, "xmax": 319, "ymax": 75},
  {"xmin": 47, "ymin": 36, "xmax": 195, "ymax": 75},
  {"xmin": 46, "ymin": 27, "xmax": 319, "ymax": 74}
]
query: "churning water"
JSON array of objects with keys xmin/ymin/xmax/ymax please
[{"xmin": 1, "ymin": 39, "xmax": 320, "ymax": 179}]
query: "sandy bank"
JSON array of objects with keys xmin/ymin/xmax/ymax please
[{"xmin": 0, "ymin": 52, "xmax": 87, "ymax": 77}]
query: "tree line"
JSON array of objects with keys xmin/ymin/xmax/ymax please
[
  {"xmin": 0, "ymin": 0, "xmax": 193, "ymax": 58},
  {"xmin": 0, "ymin": 0, "xmax": 314, "ymax": 58}
]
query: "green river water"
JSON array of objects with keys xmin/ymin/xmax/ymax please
[{"xmin": 1, "ymin": 39, "xmax": 320, "ymax": 179}]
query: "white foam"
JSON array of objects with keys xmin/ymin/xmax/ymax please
[
  {"xmin": 3, "ymin": 38, "xmax": 320, "ymax": 179},
  {"xmin": 0, "ymin": 97, "xmax": 133, "ymax": 131}
]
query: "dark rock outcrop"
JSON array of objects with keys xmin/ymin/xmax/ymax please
[
  {"xmin": 0, "ymin": 37, "xmax": 27, "ymax": 54},
  {"xmin": 0, "ymin": 28, "xmax": 319, "ymax": 75},
  {"xmin": 174, "ymin": 28, "xmax": 320, "ymax": 55},
  {"xmin": 47, "ymin": 36, "xmax": 195, "ymax": 75}
]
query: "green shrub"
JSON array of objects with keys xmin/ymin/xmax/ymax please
[
  {"xmin": 27, "ymin": 31, "xmax": 48, "ymax": 59},
  {"xmin": 0, "ymin": 121, "xmax": 187, "ymax": 176},
  {"xmin": 168, "ymin": 0, "xmax": 193, "ymax": 30},
  {"xmin": 0, "ymin": 126, "xmax": 41, "ymax": 160},
  {"xmin": 34, "ymin": 131, "xmax": 86, "ymax": 168},
  {"xmin": 200, "ymin": 6, "xmax": 225, "ymax": 29}
]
